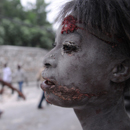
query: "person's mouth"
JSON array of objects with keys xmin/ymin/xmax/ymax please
[
  {"xmin": 41, "ymin": 79, "xmax": 108, "ymax": 101},
  {"xmin": 41, "ymin": 79, "xmax": 56, "ymax": 92}
]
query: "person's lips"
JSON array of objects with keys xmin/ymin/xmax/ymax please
[
  {"xmin": 45, "ymin": 80, "xmax": 55, "ymax": 85},
  {"xmin": 41, "ymin": 78, "xmax": 108, "ymax": 101},
  {"xmin": 41, "ymin": 79, "xmax": 56, "ymax": 92}
]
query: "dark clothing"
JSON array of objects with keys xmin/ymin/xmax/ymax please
[{"xmin": 38, "ymin": 91, "xmax": 45, "ymax": 108}]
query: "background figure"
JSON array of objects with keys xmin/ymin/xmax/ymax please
[
  {"xmin": 0, "ymin": 78, "xmax": 26, "ymax": 118},
  {"xmin": 14, "ymin": 65, "xmax": 27, "ymax": 98},
  {"xmin": 2, "ymin": 63, "xmax": 13, "ymax": 93},
  {"xmin": 37, "ymin": 66, "xmax": 48, "ymax": 109},
  {"xmin": 38, "ymin": 91, "xmax": 45, "ymax": 109}
]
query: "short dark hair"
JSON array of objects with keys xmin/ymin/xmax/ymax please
[{"xmin": 56, "ymin": 0, "xmax": 130, "ymax": 56}]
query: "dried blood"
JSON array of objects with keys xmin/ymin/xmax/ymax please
[{"xmin": 61, "ymin": 15, "xmax": 82, "ymax": 34}]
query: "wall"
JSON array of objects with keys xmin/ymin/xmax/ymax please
[{"xmin": 0, "ymin": 45, "xmax": 48, "ymax": 82}]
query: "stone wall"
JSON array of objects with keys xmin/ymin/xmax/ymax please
[{"xmin": 0, "ymin": 45, "xmax": 48, "ymax": 82}]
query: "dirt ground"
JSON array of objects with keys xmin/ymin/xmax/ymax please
[{"xmin": 0, "ymin": 82, "xmax": 82, "ymax": 130}]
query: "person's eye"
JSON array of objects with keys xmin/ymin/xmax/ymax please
[{"xmin": 63, "ymin": 41, "xmax": 78, "ymax": 53}]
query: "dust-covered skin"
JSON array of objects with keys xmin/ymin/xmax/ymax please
[
  {"xmin": 41, "ymin": 20, "xmax": 130, "ymax": 130},
  {"xmin": 41, "ymin": 17, "xmax": 130, "ymax": 130},
  {"xmin": 41, "ymin": 0, "xmax": 130, "ymax": 129},
  {"xmin": 41, "ymin": 83, "xmax": 108, "ymax": 101},
  {"xmin": 41, "ymin": 24, "xmax": 124, "ymax": 108}
]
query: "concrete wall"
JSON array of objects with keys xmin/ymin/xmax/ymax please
[{"xmin": 0, "ymin": 45, "xmax": 48, "ymax": 82}]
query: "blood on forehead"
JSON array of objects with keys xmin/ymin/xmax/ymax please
[
  {"xmin": 61, "ymin": 15, "xmax": 124, "ymax": 48},
  {"xmin": 61, "ymin": 15, "xmax": 83, "ymax": 34}
]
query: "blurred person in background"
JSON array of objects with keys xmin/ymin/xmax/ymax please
[
  {"xmin": 0, "ymin": 78, "xmax": 26, "ymax": 118},
  {"xmin": 13, "ymin": 65, "xmax": 27, "ymax": 99},
  {"xmin": 37, "ymin": 65, "xmax": 48, "ymax": 109},
  {"xmin": 2, "ymin": 63, "xmax": 13, "ymax": 94}
]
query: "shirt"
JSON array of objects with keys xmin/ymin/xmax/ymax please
[
  {"xmin": 14, "ymin": 69, "xmax": 26, "ymax": 82},
  {"xmin": 3, "ymin": 67, "xmax": 12, "ymax": 83}
]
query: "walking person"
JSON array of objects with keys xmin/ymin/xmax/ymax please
[
  {"xmin": 14, "ymin": 65, "xmax": 27, "ymax": 98},
  {"xmin": 37, "ymin": 66, "xmax": 48, "ymax": 109},
  {"xmin": 2, "ymin": 63, "xmax": 13, "ymax": 93},
  {"xmin": 0, "ymin": 78, "xmax": 26, "ymax": 118}
]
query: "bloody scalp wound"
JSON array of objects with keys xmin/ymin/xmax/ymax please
[{"xmin": 61, "ymin": 15, "xmax": 83, "ymax": 34}]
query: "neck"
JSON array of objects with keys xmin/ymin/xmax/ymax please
[{"xmin": 74, "ymin": 96, "xmax": 130, "ymax": 130}]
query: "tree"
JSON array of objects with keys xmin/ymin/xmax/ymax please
[{"xmin": 0, "ymin": 0, "xmax": 54, "ymax": 49}]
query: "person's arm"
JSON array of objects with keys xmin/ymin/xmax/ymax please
[{"xmin": 0, "ymin": 78, "xmax": 26, "ymax": 100}]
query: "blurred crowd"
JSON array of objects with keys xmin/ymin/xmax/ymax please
[{"xmin": 0, "ymin": 63, "xmax": 48, "ymax": 118}]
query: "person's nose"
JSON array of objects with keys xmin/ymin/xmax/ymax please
[{"xmin": 43, "ymin": 51, "xmax": 57, "ymax": 69}]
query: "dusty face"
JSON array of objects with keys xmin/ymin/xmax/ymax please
[{"xmin": 41, "ymin": 23, "xmax": 117, "ymax": 108}]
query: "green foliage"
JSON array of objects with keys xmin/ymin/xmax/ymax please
[{"xmin": 0, "ymin": 0, "xmax": 55, "ymax": 49}]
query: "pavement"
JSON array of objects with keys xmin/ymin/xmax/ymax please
[
  {"xmin": 0, "ymin": 82, "xmax": 82, "ymax": 130},
  {"xmin": 1, "ymin": 82, "xmax": 130, "ymax": 130}
]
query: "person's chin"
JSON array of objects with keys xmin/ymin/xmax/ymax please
[
  {"xmin": 45, "ymin": 92, "xmax": 70, "ymax": 107},
  {"xmin": 45, "ymin": 91, "xmax": 87, "ymax": 108}
]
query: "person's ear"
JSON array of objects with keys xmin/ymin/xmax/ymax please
[{"xmin": 111, "ymin": 59, "xmax": 130, "ymax": 83}]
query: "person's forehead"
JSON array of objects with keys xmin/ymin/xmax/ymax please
[
  {"xmin": 55, "ymin": 25, "xmax": 83, "ymax": 43},
  {"xmin": 55, "ymin": 15, "xmax": 117, "ymax": 52},
  {"xmin": 56, "ymin": 14, "xmax": 85, "ymax": 37}
]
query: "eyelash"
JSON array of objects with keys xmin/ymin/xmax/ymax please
[
  {"xmin": 52, "ymin": 42, "xmax": 78, "ymax": 54},
  {"xmin": 63, "ymin": 42, "xmax": 78, "ymax": 53}
]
